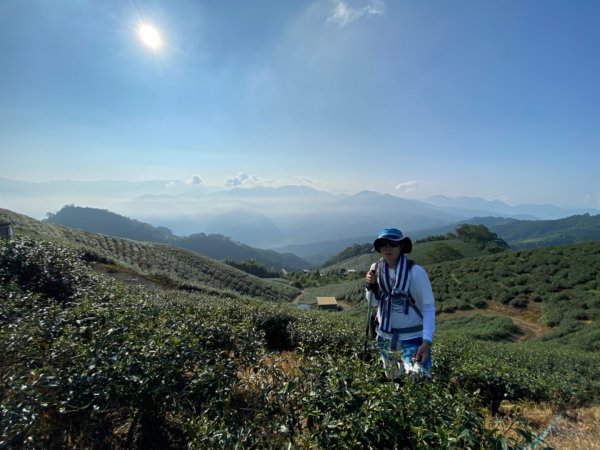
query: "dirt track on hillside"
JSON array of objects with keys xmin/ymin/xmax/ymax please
[{"xmin": 438, "ymin": 302, "xmax": 551, "ymax": 340}]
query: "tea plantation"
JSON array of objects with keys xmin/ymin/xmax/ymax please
[{"xmin": 2, "ymin": 236, "xmax": 600, "ymax": 448}]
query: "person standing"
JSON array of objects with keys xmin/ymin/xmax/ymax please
[{"xmin": 365, "ymin": 227, "xmax": 436, "ymax": 379}]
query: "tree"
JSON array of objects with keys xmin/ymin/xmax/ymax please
[{"xmin": 455, "ymin": 224, "xmax": 509, "ymax": 251}]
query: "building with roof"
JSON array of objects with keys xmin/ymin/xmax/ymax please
[
  {"xmin": 0, "ymin": 223, "xmax": 13, "ymax": 240},
  {"xmin": 316, "ymin": 296, "xmax": 338, "ymax": 311}
]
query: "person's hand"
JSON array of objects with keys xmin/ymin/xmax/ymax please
[
  {"xmin": 414, "ymin": 342, "xmax": 431, "ymax": 364},
  {"xmin": 365, "ymin": 270, "xmax": 376, "ymax": 284}
]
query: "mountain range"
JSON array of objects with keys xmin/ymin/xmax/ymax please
[
  {"xmin": 38, "ymin": 203, "xmax": 600, "ymax": 270},
  {"xmin": 2, "ymin": 177, "xmax": 599, "ymax": 261}
]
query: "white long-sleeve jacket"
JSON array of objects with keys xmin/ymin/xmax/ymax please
[{"xmin": 366, "ymin": 261, "xmax": 436, "ymax": 343}]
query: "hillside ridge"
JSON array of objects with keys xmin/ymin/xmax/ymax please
[
  {"xmin": 0, "ymin": 207, "xmax": 300, "ymax": 302},
  {"xmin": 45, "ymin": 205, "xmax": 311, "ymax": 271}
]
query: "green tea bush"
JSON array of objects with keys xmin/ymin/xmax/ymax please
[
  {"xmin": 0, "ymin": 239, "xmax": 264, "ymax": 448},
  {"xmin": 0, "ymin": 238, "xmax": 100, "ymax": 303},
  {"xmin": 181, "ymin": 352, "xmax": 514, "ymax": 449},
  {"xmin": 438, "ymin": 314, "xmax": 519, "ymax": 341},
  {"xmin": 3, "ymin": 237, "xmax": 599, "ymax": 449},
  {"xmin": 434, "ymin": 334, "xmax": 600, "ymax": 413},
  {"xmin": 1, "ymin": 282, "xmax": 265, "ymax": 448}
]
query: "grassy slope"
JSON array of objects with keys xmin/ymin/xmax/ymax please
[
  {"xmin": 0, "ymin": 208, "xmax": 300, "ymax": 302},
  {"xmin": 320, "ymin": 238, "xmax": 489, "ymax": 275}
]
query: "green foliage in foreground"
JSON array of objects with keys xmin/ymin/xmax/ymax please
[
  {"xmin": 434, "ymin": 334, "xmax": 600, "ymax": 414},
  {"xmin": 2, "ymin": 238, "xmax": 600, "ymax": 449}
]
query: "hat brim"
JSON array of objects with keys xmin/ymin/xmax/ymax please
[{"xmin": 373, "ymin": 236, "xmax": 412, "ymax": 254}]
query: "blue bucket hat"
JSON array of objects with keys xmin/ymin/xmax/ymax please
[{"xmin": 373, "ymin": 227, "xmax": 413, "ymax": 254}]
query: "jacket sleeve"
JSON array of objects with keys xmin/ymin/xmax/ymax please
[{"xmin": 409, "ymin": 265, "xmax": 436, "ymax": 342}]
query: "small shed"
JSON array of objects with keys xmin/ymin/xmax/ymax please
[
  {"xmin": 0, "ymin": 223, "xmax": 13, "ymax": 240},
  {"xmin": 316, "ymin": 296, "xmax": 338, "ymax": 311}
]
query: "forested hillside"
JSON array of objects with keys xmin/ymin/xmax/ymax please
[
  {"xmin": 1, "ymin": 208, "xmax": 299, "ymax": 302},
  {"xmin": 45, "ymin": 205, "xmax": 310, "ymax": 271},
  {"xmin": 46, "ymin": 204, "xmax": 175, "ymax": 242},
  {"xmin": 320, "ymin": 223, "xmax": 507, "ymax": 275},
  {"xmin": 410, "ymin": 214, "xmax": 600, "ymax": 250},
  {"xmin": 490, "ymin": 213, "xmax": 600, "ymax": 248}
]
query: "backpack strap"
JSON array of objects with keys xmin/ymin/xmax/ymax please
[
  {"xmin": 378, "ymin": 256, "xmax": 418, "ymax": 333},
  {"xmin": 382, "ymin": 258, "xmax": 423, "ymax": 350}
]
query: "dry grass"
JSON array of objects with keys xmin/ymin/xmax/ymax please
[
  {"xmin": 544, "ymin": 406, "xmax": 600, "ymax": 449},
  {"xmin": 235, "ymin": 351, "xmax": 300, "ymax": 402},
  {"xmin": 495, "ymin": 403, "xmax": 600, "ymax": 449},
  {"xmin": 486, "ymin": 301, "xmax": 551, "ymax": 336}
]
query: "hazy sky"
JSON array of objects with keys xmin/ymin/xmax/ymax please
[{"xmin": 1, "ymin": 0, "xmax": 599, "ymax": 208}]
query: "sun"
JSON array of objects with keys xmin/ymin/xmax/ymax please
[{"xmin": 137, "ymin": 23, "xmax": 163, "ymax": 51}]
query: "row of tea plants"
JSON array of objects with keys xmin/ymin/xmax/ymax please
[{"xmin": 2, "ymin": 237, "xmax": 599, "ymax": 448}]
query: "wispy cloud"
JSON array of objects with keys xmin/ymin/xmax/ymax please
[
  {"xmin": 225, "ymin": 173, "xmax": 249, "ymax": 187},
  {"xmin": 300, "ymin": 176, "xmax": 317, "ymax": 184},
  {"xmin": 224, "ymin": 173, "xmax": 276, "ymax": 187},
  {"xmin": 165, "ymin": 176, "xmax": 203, "ymax": 189},
  {"xmin": 187, "ymin": 175, "xmax": 204, "ymax": 186},
  {"xmin": 326, "ymin": 0, "xmax": 385, "ymax": 28},
  {"xmin": 583, "ymin": 192, "xmax": 600, "ymax": 208},
  {"xmin": 395, "ymin": 180, "xmax": 420, "ymax": 194}
]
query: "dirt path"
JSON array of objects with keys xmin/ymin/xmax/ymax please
[
  {"xmin": 439, "ymin": 302, "xmax": 551, "ymax": 340},
  {"xmin": 336, "ymin": 299, "xmax": 353, "ymax": 311},
  {"xmin": 90, "ymin": 262, "xmax": 166, "ymax": 289}
]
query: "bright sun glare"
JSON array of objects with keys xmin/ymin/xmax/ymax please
[{"xmin": 138, "ymin": 23, "xmax": 162, "ymax": 51}]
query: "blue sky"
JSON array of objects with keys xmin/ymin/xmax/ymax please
[{"xmin": 1, "ymin": 0, "xmax": 599, "ymax": 208}]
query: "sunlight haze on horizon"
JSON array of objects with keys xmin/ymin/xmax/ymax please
[{"xmin": 1, "ymin": 0, "xmax": 599, "ymax": 209}]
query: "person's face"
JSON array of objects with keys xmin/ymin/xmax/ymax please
[{"xmin": 377, "ymin": 239, "xmax": 403, "ymax": 263}]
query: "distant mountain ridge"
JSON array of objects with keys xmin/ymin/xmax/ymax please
[
  {"xmin": 42, "ymin": 205, "xmax": 600, "ymax": 270},
  {"xmin": 425, "ymin": 195, "xmax": 598, "ymax": 220},
  {"xmin": 489, "ymin": 214, "xmax": 600, "ymax": 248},
  {"xmin": 45, "ymin": 206, "xmax": 310, "ymax": 271},
  {"xmin": 3, "ymin": 177, "xmax": 599, "ymax": 256},
  {"xmin": 46, "ymin": 205, "xmax": 176, "ymax": 243},
  {"xmin": 286, "ymin": 213, "xmax": 600, "ymax": 265}
]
